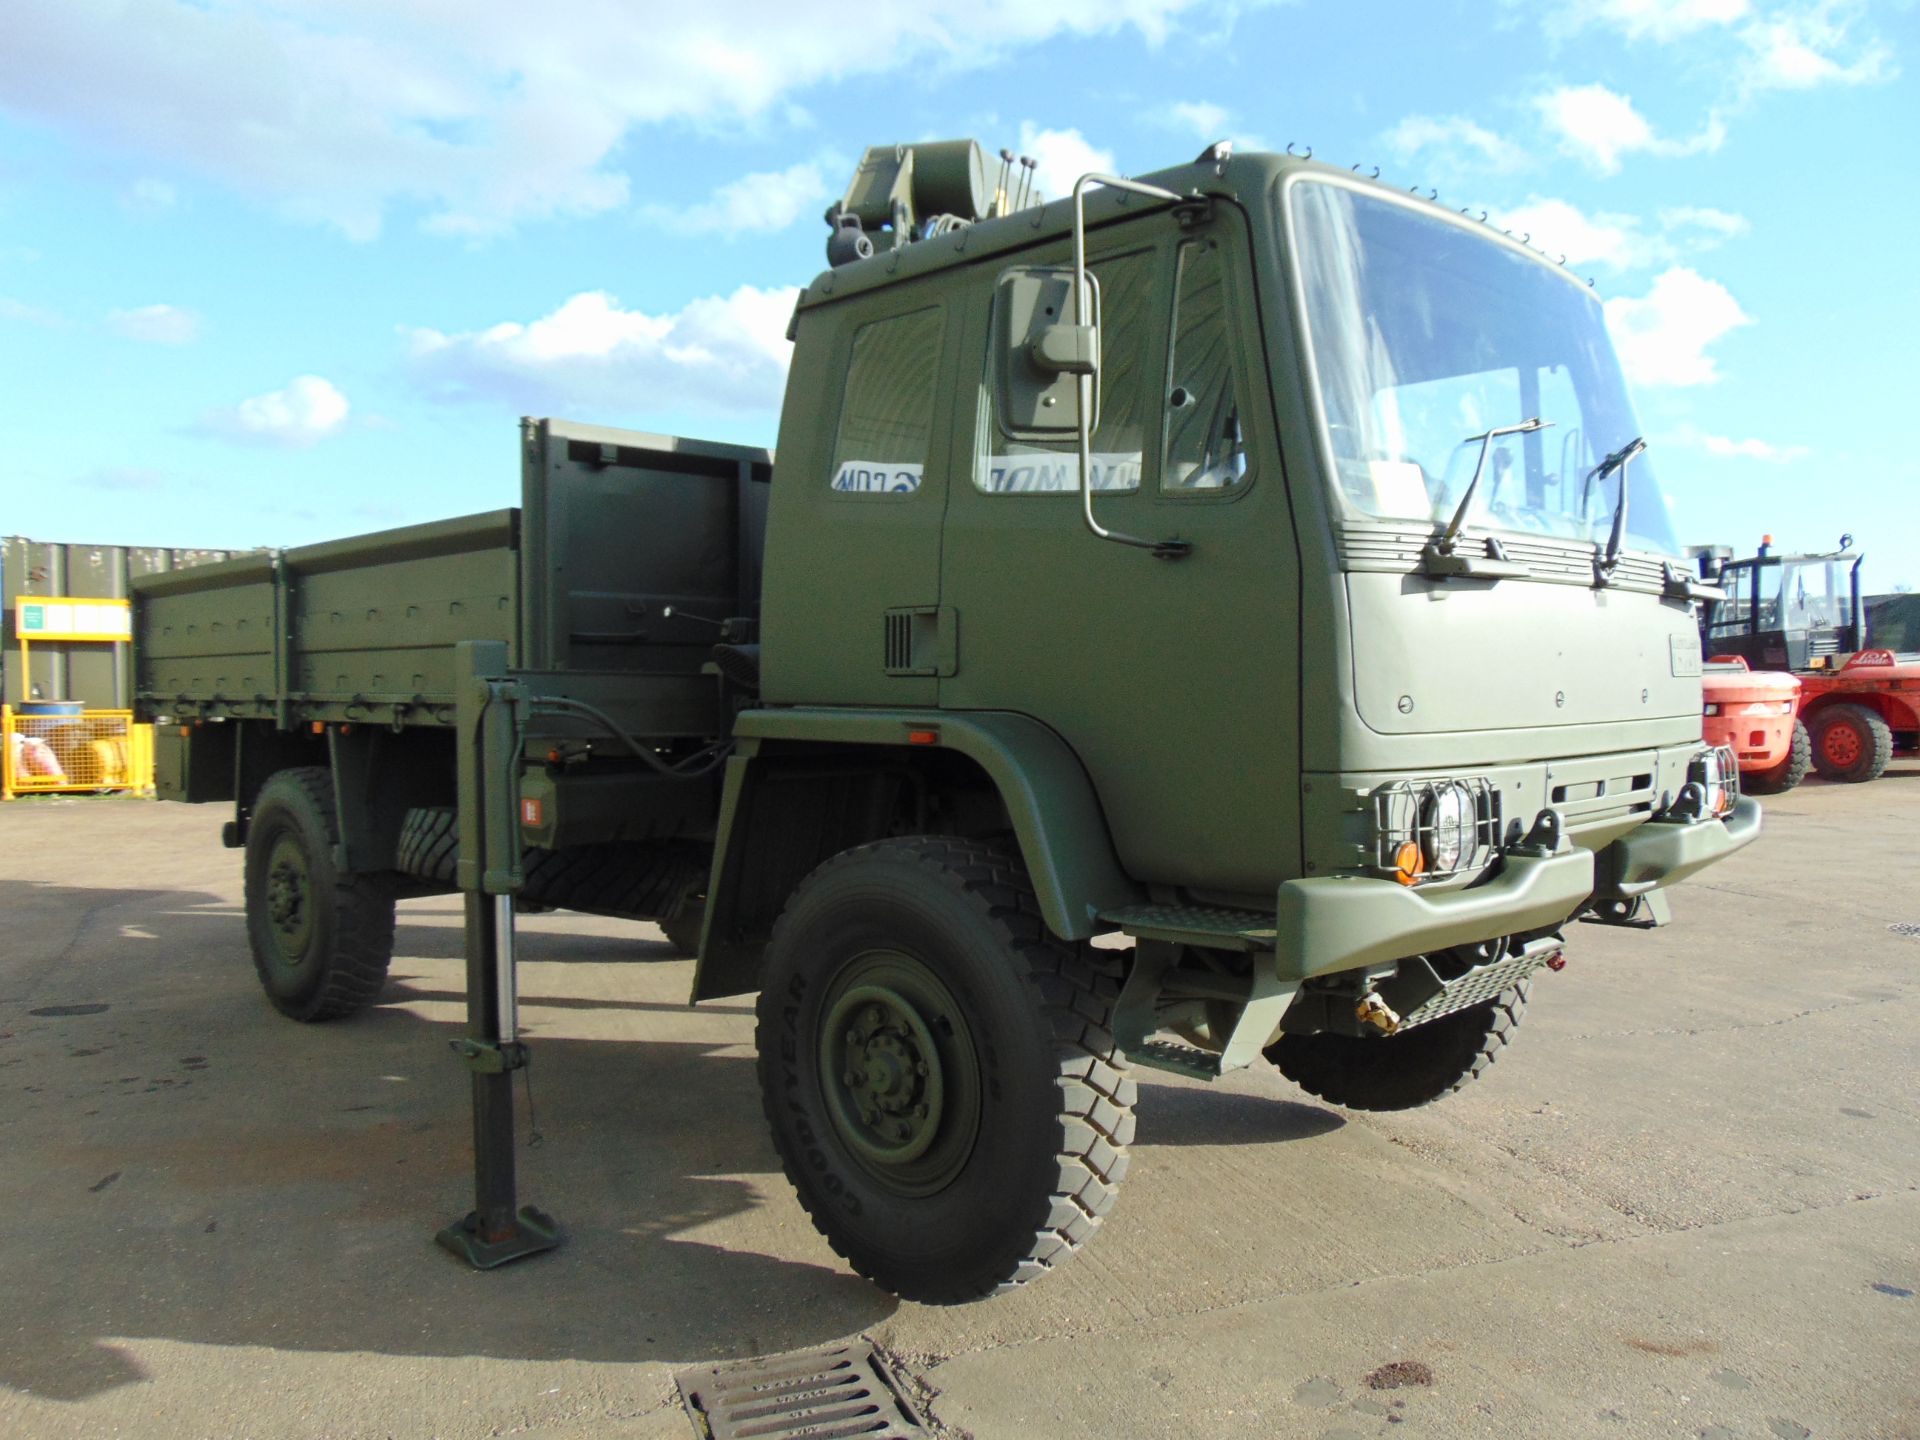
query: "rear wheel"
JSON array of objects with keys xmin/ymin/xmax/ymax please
[
  {"xmin": 755, "ymin": 838, "xmax": 1133, "ymax": 1302},
  {"xmin": 243, "ymin": 767, "xmax": 396, "ymax": 1022},
  {"xmin": 1809, "ymin": 703, "xmax": 1892, "ymax": 783},
  {"xmin": 1266, "ymin": 983, "xmax": 1529, "ymax": 1112},
  {"xmin": 1745, "ymin": 719, "xmax": 1811, "ymax": 795}
]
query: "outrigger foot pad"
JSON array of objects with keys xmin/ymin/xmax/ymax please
[{"xmin": 435, "ymin": 1205, "xmax": 562, "ymax": 1270}]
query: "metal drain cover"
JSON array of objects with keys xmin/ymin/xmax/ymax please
[
  {"xmin": 1891, "ymin": 923, "xmax": 1920, "ymax": 938},
  {"xmin": 675, "ymin": 1340, "xmax": 931, "ymax": 1439}
]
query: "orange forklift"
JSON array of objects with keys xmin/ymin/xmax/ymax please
[{"xmin": 1696, "ymin": 537, "xmax": 1919, "ymax": 785}]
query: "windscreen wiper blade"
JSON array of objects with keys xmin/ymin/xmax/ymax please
[
  {"xmin": 1420, "ymin": 416, "xmax": 1549, "ymax": 580},
  {"xmin": 1589, "ymin": 436, "xmax": 1646, "ymax": 584}
]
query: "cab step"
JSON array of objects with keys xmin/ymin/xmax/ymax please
[
  {"xmin": 1127, "ymin": 1039, "xmax": 1225, "ymax": 1080},
  {"xmin": 1099, "ymin": 903, "xmax": 1277, "ymax": 952}
]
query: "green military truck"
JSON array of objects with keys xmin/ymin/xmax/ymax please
[{"xmin": 133, "ymin": 140, "xmax": 1759, "ymax": 1303}]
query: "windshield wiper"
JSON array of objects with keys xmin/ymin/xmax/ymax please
[
  {"xmin": 1421, "ymin": 417, "xmax": 1550, "ymax": 579},
  {"xmin": 1588, "ymin": 436, "xmax": 1646, "ymax": 585}
]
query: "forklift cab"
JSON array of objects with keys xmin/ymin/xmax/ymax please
[{"xmin": 1700, "ymin": 539, "xmax": 1866, "ymax": 671}]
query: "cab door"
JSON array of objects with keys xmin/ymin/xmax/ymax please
[
  {"xmin": 937, "ymin": 206, "xmax": 1302, "ymax": 899},
  {"xmin": 760, "ymin": 299, "xmax": 953, "ymax": 707}
]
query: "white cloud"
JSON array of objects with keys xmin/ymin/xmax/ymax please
[
  {"xmin": 74, "ymin": 466, "xmax": 170, "ymax": 492},
  {"xmin": 1384, "ymin": 115, "xmax": 1529, "ymax": 178},
  {"xmin": 405, "ymin": 286, "xmax": 798, "ymax": 418},
  {"xmin": 1605, "ymin": 268, "xmax": 1751, "ymax": 387},
  {"xmin": 1492, "ymin": 197, "xmax": 1748, "ymax": 269},
  {"xmin": 1549, "ymin": 0, "xmax": 1750, "ymax": 42},
  {"xmin": 1158, "ymin": 100, "xmax": 1267, "ymax": 156},
  {"xmin": 0, "ymin": 295, "xmax": 64, "ymax": 327},
  {"xmin": 122, "ymin": 177, "xmax": 177, "ymax": 213},
  {"xmin": 201, "ymin": 375, "xmax": 351, "ymax": 447},
  {"xmin": 0, "ymin": 0, "xmax": 1219, "ymax": 239},
  {"xmin": 1701, "ymin": 432, "xmax": 1811, "ymax": 463},
  {"xmin": 108, "ymin": 303, "xmax": 201, "ymax": 345},
  {"xmin": 1017, "ymin": 123, "xmax": 1117, "ymax": 205},
  {"xmin": 1535, "ymin": 84, "xmax": 1725, "ymax": 174},
  {"xmin": 651, "ymin": 161, "xmax": 832, "ymax": 236},
  {"xmin": 1739, "ymin": 4, "xmax": 1894, "ymax": 93},
  {"xmin": 1167, "ymin": 100, "xmax": 1230, "ymax": 137}
]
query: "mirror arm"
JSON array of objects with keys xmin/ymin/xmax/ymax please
[{"xmin": 1070, "ymin": 172, "xmax": 1192, "ymax": 559}]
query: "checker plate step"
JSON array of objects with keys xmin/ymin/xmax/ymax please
[
  {"xmin": 1101, "ymin": 903, "xmax": 1277, "ymax": 950},
  {"xmin": 675, "ymin": 1340, "xmax": 929, "ymax": 1439}
]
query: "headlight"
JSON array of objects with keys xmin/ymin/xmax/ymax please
[
  {"xmin": 1688, "ymin": 745, "xmax": 1738, "ymax": 817},
  {"xmin": 1374, "ymin": 777, "xmax": 1499, "ymax": 884},
  {"xmin": 1424, "ymin": 782, "xmax": 1474, "ymax": 872}
]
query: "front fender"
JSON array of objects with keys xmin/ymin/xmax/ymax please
[{"xmin": 692, "ymin": 707, "xmax": 1139, "ymax": 1000}]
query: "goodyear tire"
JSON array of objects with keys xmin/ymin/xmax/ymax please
[
  {"xmin": 1809, "ymin": 703, "xmax": 1892, "ymax": 783},
  {"xmin": 1266, "ymin": 983, "xmax": 1529, "ymax": 1112},
  {"xmin": 755, "ymin": 838, "xmax": 1133, "ymax": 1303},
  {"xmin": 1744, "ymin": 719, "xmax": 1811, "ymax": 795},
  {"xmin": 243, "ymin": 767, "xmax": 396, "ymax": 1022}
]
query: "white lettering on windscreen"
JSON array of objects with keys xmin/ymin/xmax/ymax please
[
  {"xmin": 831, "ymin": 461, "xmax": 924, "ymax": 493},
  {"xmin": 983, "ymin": 452, "xmax": 1141, "ymax": 493}
]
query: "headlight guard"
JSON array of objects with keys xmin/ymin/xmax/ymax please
[{"xmin": 1374, "ymin": 776, "xmax": 1502, "ymax": 885}]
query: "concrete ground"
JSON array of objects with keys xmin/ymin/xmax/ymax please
[{"xmin": 1, "ymin": 772, "xmax": 1915, "ymax": 1440}]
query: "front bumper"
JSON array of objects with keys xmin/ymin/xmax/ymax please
[
  {"xmin": 1592, "ymin": 794, "xmax": 1762, "ymax": 898},
  {"xmin": 1274, "ymin": 845, "xmax": 1595, "ymax": 981},
  {"xmin": 1273, "ymin": 795, "xmax": 1762, "ymax": 980}
]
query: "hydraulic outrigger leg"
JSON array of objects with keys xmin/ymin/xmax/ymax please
[{"xmin": 435, "ymin": 640, "xmax": 562, "ymax": 1269}]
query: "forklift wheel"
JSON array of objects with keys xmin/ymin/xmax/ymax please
[
  {"xmin": 1744, "ymin": 719, "xmax": 1811, "ymax": 795},
  {"xmin": 1809, "ymin": 704, "xmax": 1892, "ymax": 784}
]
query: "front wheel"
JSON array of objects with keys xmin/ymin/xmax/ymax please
[
  {"xmin": 1809, "ymin": 703, "xmax": 1892, "ymax": 783},
  {"xmin": 1266, "ymin": 983, "xmax": 1529, "ymax": 1112},
  {"xmin": 755, "ymin": 838, "xmax": 1133, "ymax": 1303},
  {"xmin": 1745, "ymin": 719, "xmax": 1811, "ymax": 795}
]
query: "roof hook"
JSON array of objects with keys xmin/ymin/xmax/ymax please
[
  {"xmin": 1287, "ymin": 142, "xmax": 1312, "ymax": 159},
  {"xmin": 1520, "ymin": 232, "xmax": 1531, "ymax": 245},
  {"xmin": 1477, "ymin": 209, "xmax": 1489, "ymax": 222},
  {"xmin": 1426, "ymin": 187, "xmax": 1438, "ymax": 201},
  {"xmin": 1349, "ymin": 163, "xmax": 1379, "ymax": 178}
]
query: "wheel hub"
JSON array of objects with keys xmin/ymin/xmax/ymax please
[
  {"xmin": 263, "ymin": 837, "xmax": 313, "ymax": 963},
  {"xmin": 816, "ymin": 956, "xmax": 979, "ymax": 1195},
  {"xmin": 1823, "ymin": 723, "xmax": 1861, "ymax": 767}
]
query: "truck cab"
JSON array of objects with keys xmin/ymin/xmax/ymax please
[
  {"xmin": 722, "ymin": 146, "xmax": 1752, "ymax": 971},
  {"xmin": 699, "ymin": 144, "xmax": 1757, "ymax": 1297}
]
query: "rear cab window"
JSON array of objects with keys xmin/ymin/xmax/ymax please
[{"xmin": 829, "ymin": 306, "xmax": 943, "ymax": 495}]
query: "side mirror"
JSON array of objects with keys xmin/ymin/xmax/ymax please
[{"xmin": 995, "ymin": 268, "xmax": 1099, "ymax": 436}]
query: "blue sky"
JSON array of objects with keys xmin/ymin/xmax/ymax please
[{"xmin": 2, "ymin": 0, "xmax": 1914, "ymax": 586}]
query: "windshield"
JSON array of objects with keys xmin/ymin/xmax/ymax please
[
  {"xmin": 1760, "ymin": 559, "xmax": 1854, "ymax": 631},
  {"xmin": 1287, "ymin": 179, "xmax": 1679, "ymax": 556}
]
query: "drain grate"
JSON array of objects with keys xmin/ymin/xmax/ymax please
[
  {"xmin": 675, "ymin": 1340, "xmax": 930, "ymax": 1439},
  {"xmin": 1891, "ymin": 923, "xmax": 1920, "ymax": 939}
]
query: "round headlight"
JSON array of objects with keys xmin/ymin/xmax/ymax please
[{"xmin": 1423, "ymin": 782, "xmax": 1474, "ymax": 873}]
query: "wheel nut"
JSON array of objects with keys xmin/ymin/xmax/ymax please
[{"xmin": 915, "ymin": 1060, "xmax": 929, "ymax": 1076}]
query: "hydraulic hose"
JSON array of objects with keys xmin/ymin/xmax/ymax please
[{"xmin": 532, "ymin": 695, "xmax": 733, "ymax": 781}]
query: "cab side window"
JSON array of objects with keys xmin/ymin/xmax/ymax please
[
  {"xmin": 1163, "ymin": 236, "xmax": 1248, "ymax": 493},
  {"xmin": 975, "ymin": 249, "xmax": 1154, "ymax": 493},
  {"xmin": 829, "ymin": 306, "xmax": 943, "ymax": 494}
]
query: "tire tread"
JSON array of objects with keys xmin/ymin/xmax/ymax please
[{"xmin": 755, "ymin": 836, "xmax": 1133, "ymax": 1302}]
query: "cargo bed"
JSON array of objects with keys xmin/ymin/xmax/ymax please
[{"xmin": 131, "ymin": 418, "xmax": 772, "ymax": 736}]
